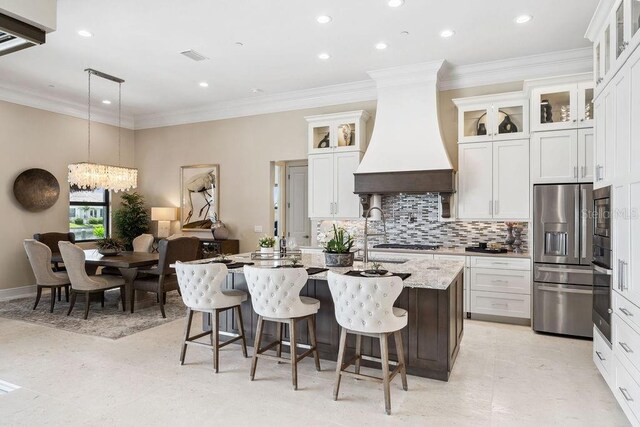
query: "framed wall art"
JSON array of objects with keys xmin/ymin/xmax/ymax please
[{"xmin": 180, "ymin": 164, "xmax": 219, "ymax": 230}]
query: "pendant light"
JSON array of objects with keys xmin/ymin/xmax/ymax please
[{"xmin": 68, "ymin": 68, "xmax": 137, "ymax": 192}]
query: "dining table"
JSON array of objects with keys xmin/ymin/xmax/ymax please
[{"xmin": 51, "ymin": 249, "xmax": 160, "ymax": 309}]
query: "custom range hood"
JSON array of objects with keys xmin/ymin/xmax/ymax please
[{"xmin": 354, "ymin": 60, "xmax": 456, "ymax": 217}]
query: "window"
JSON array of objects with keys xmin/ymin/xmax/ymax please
[{"xmin": 69, "ymin": 187, "xmax": 110, "ymax": 241}]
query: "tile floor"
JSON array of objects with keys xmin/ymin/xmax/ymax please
[{"xmin": 0, "ymin": 315, "xmax": 629, "ymax": 426}]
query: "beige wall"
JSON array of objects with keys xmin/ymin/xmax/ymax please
[
  {"xmin": 134, "ymin": 101, "xmax": 377, "ymax": 253},
  {"xmin": 0, "ymin": 100, "xmax": 134, "ymax": 291}
]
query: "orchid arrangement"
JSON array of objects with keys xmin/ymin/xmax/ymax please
[{"xmin": 323, "ymin": 224, "xmax": 354, "ymax": 254}]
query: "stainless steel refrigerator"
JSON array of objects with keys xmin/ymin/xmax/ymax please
[{"xmin": 533, "ymin": 183, "xmax": 594, "ymax": 337}]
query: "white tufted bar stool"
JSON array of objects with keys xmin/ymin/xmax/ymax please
[
  {"xmin": 175, "ymin": 261, "xmax": 248, "ymax": 373},
  {"xmin": 243, "ymin": 266, "xmax": 321, "ymax": 390},
  {"xmin": 326, "ymin": 271, "xmax": 408, "ymax": 415}
]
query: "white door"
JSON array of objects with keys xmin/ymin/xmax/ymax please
[
  {"xmin": 530, "ymin": 130, "xmax": 578, "ymax": 184},
  {"xmin": 577, "ymin": 81, "xmax": 595, "ymax": 128},
  {"xmin": 614, "ymin": 67, "xmax": 630, "ymax": 184},
  {"xmin": 333, "ymin": 151, "xmax": 361, "ymax": 219},
  {"xmin": 578, "ymin": 128, "xmax": 594, "ymax": 183},
  {"xmin": 603, "ymin": 86, "xmax": 615, "ymax": 184},
  {"xmin": 308, "ymin": 153, "xmax": 334, "ymax": 219},
  {"xmin": 530, "ymin": 84, "xmax": 578, "ymax": 132},
  {"xmin": 626, "ymin": 180, "xmax": 640, "ymax": 306},
  {"xmin": 594, "ymin": 95, "xmax": 605, "ymax": 186},
  {"xmin": 458, "ymin": 142, "xmax": 493, "ymax": 219},
  {"xmin": 492, "ymin": 139, "xmax": 530, "ymax": 220},
  {"xmin": 629, "ymin": 45, "xmax": 640, "ymax": 182},
  {"xmin": 286, "ymin": 164, "xmax": 311, "ymax": 247}
]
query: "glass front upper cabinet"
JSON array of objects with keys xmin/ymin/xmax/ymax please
[
  {"xmin": 617, "ymin": 1, "xmax": 626, "ymax": 59},
  {"xmin": 605, "ymin": 25, "xmax": 612, "ymax": 75},
  {"xmin": 311, "ymin": 124, "xmax": 332, "ymax": 152},
  {"xmin": 454, "ymin": 94, "xmax": 528, "ymax": 143},
  {"xmin": 306, "ymin": 111, "xmax": 370, "ymax": 153},
  {"xmin": 633, "ymin": 0, "xmax": 640, "ymax": 39}
]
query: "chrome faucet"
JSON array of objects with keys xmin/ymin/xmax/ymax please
[{"xmin": 363, "ymin": 206, "xmax": 387, "ymax": 264}]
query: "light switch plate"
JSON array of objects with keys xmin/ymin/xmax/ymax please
[{"xmin": 254, "ymin": 225, "xmax": 263, "ymax": 233}]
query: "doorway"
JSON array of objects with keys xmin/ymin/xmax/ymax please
[{"xmin": 271, "ymin": 160, "xmax": 311, "ymax": 247}]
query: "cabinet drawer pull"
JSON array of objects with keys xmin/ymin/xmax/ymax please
[
  {"xmin": 595, "ymin": 351, "xmax": 606, "ymax": 361},
  {"xmin": 620, "ymin": 307, "xmax": 634, "ymax": 317},
  {"xmin": 492, "ymin": 279, "xmax": 509, "ymax": 284},
  {"xmin": 491, "ymin": 302, "xmax": 509, "ymax": 308},
  {"xmin": 619, "ymin": 342, "xmax": 634, "ymax": 353},
  {"xmin": 620, "ymin": 387, "xmax": 634, "ymax": 402}
]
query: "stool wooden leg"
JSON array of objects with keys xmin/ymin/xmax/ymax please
[
  {"xmin": 276, "ymin": 322, "xmax": 283, "ymax": 361},
  {"xmin": 307, "ymin": 315, "xmax": 321, "ymax": 372},
  {"xmin": 180, "ymin": 308, "xmax": 193, "ymax": 365},
  {"xmin": 290, "ymin": 318, "xmax": 298, "ymax": 390},
  {"xmin": 49, "ymin": 287, "xmax": 56, "ymax": 313},
  {"xmin": 211, "ymin": 310, "xmax": 219, "ymax": 373},
  {"xmin": 64, "ymin": 285, "xmax": 69, "ymax": 302},
  {"xmin": 394, "ymin": 330, "xmax": 408, "ymax": 391},
  {"xmin": 235, "ymin": 306, "xmax": 248, "ymax": 358},
  {"xmin": 380, "ymin": 333, "xmax": 391, "ymax": 415},
  {"xmin": 83, "ymin": 292, "xmax": 91, "ymax": 320},
  {"xmin": 333, "ymin": 327, "xmax": 347, "ymax": 401},
  {"xmin": 67, "ymin": 291, "xmax": 77, "ymax": 316},
  {"xmin": 354, "ymin": 334, "xmax": 362, "ymax": 375},
  {"xmin": 100, "ymin": 291, "xmax": 105, "ymax": 308},
  {"xmin": 57, "ymin": 286, "xmax": 62, "ymax": 301},
  {"xmin": 250, "ymin": 316, "xmax": 264, "ymax": 380}
]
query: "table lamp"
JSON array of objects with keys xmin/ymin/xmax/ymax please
[{"xmin": 151, "ymin": 207, "xmax": 177, "ymax": 238}]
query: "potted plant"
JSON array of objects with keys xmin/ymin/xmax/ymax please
[
  {"xmin": 114, "ymin": 192, "xmax": 150, "ymax": 250},
  {"xmin": 96, "ymin": 238, "xmax": 124, "ymax": 256},
  {"xmin": 323, "ymin": 224, "xmax": 355, "ymax": 267},
  {"xmin": 258, "ymin": 235, "xmax": 276, "ymax": 254}
]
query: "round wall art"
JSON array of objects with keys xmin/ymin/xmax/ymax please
[{"xmin": 13, "ymin": 168, "xmax": 60, "ymax": 212}]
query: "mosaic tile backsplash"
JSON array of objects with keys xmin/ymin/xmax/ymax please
[{"xmin": 317, "ymin": 194, "xmax": 529, "ymax": 252}]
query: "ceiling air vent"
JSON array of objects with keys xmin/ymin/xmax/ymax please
[
  {"xmin": 180, "ymin": 49, "xmax": 208, "ymax": 61},
  {"xmin": 0, "ymin": 13, "xmax": 45, "ymax": 56}
]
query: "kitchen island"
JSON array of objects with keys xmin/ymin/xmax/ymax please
[{"xmin": 206, "ymin": 253, "xmax": 464, "ymax": 381}]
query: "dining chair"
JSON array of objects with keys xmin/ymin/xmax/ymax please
[
  {"xmin": 175, "ymin": 261, "xmax": 248, "ymax": 372},
  {"xmin": 23, "ymin": 239, "xmax": 71, "ymax": 313},
  {"xmin": 130, "ymin": 236, "xmax": 200, "ymax": 317},
  {"xmin": 243, "ymin": 265, "xmax": 321, "ymax": 390},
  {"xmin": 326, "ymin": 271, "xmax": 408, "ymax": 415},
  {"xmin": 33, "ymin": 232, "xmax": 75, "ymax": 291},
  {"xmin": 58, "ymin": 241, "xmax": 127, "ymax": 319},
  {"xmin": 132, "ymin": 234, "xmax": 154, "ymax": 253}
]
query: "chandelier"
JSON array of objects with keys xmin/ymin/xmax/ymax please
[{"xmin": 68, "ymin": 69, "xmax": 137, "ymax": 193}]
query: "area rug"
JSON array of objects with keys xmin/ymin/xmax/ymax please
[{"xmin": 0, "ymin": 290, "xmax": 187, "ymax": 340}]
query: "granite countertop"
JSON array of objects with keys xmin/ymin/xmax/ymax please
[
  {"xmin": 225, "ymin": 253, "xmax": 464, "ymax": 291},
  {"xmin": 298, "ymin": 246, "xmax": 531, "ymax": 259}
]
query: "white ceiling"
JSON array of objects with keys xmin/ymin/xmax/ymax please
[{"xmin": 0, "ymin": 0, "xmax": 599, "ymax": 128}]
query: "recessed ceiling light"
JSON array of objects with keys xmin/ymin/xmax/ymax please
[
  {"xmin": 318, "ymin": 52, "xmax": 331, "ymax": 60},
  {"xmin": 317, "ymin": 15, "xmax": 332, "ymax": 24},
  {"xmin": 400, "ymin": 30, "xmax": 410, "ymax": 36},
  {"xmin": 388, "ymin": 0, "xmax": 404, "ymax": 7},
  {"xmin": 250, "ymin": 88, "xmax": 263, "ymax": 93},
  {"xmin": 515, "ymin": 14, "xmax": 532, "ymax": 24},
  {"xmin": 440, "ymin": 29, "xmax": 455, "ymax": 38},
  {"xmin": 199, "ymin": 82, "xmax": 209, "ymax": 87},
  {"xmin": 235, "ymin": 41, "xmax": 244, "ymax": 47},
  {"xmin": 102, "ymin": 100, "xmax": 111, "ymax": 105},
  {"xmin": 375, "ymin": 42, "xmax": 388, "ymax": 50},
  {"xmin": 77, "ymin": 30, "xmax": 92, "ymax": 37}
]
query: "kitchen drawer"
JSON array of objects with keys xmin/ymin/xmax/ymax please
[
  {"xmin": 614, "ymin": 292, "xmax": 640, "ymax": 334},
  {"xmin": 470, "ymin": 290, "xmax": 531, "ymax": 318},
  {"xmin": 614, "ymin": 354, "xmax": 640, "ymax": 425},
  {"xmin": 593, "ymin": 326, "xmax": 612, "ymax": 386},
  {"xmin": 470, "ymin": 268, "xmax": 531, "ymax": 294},
  {"xmin": 614, "ymin": 313, "xmax": 640, "ymax": 376},
  {"xmin": 470, "ymin": 256, "xmax": 531, "ymax": 271}
]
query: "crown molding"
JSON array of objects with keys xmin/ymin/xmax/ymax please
[
  {"xmin": 133, "ymin": 79, "xmax": 377, "ymax": 130},
  {"xmin": 0, "ymin": 83, "xmax": 135, "ymax": 129},
  {"xmin": 438, "ymin": 47, "xmax": 593, "ymax": 90},
  {"xmin": 585, "ymin": 0, "xmax": 615, "ymax": 41}
]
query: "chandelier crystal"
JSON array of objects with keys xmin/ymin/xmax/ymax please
[{"xmin": 68, "ymin": 68, "xmax": 138, "ymax": 192}]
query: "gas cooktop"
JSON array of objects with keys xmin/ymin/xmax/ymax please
[{"xmin": 374, "ymin": 243, "xmax": 440, "ymax": 251}]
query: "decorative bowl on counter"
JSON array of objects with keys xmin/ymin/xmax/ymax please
[
  {"xmin": 98, "ymin": 248, "xmax": 120, "ymax": 256},
  {"xmin": 363, "ymin": 269, "xmax": 389, "ymax": 276}
]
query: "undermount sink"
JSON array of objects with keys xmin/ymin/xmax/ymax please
[{"xmin": 353, "ymin": 257, "xmax": 408, "ymax": 264}]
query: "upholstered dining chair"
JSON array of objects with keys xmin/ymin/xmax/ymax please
[
  {"xmin": 130, "ymin": 236, "xmax": 200, "ymax": 317},
  {"xmin": 23, "ymin": 239, "xmax": 71, "ymax": 313},
  {"xmin": 243, "ymin": 266, "xmax": 321, "ymax": 390},
  {"xmin": 58, "ymin": 241, "xmax": 127, "ymax": 320},
  {"xmin": 326, "ymin": 271, "xmax": 408, "ymax": 415},
  {"xmin": 132, "ymin": 234, "xmax": 154, "ymax": 253},
  {"xmin": 33, "ymin": 233, "xmax": 75, "ymax": 293},
  {"xmin": 175, "ymin": 261, "xmax": 248, "ymax": 372}
]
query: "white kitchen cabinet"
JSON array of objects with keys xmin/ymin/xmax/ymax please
[
  {"xmin": 308, "ymin": 151, "xmax": 361, "ymax": 220},
  {"xmin": 458, "ymin": 140, "xmax": 529, "ymax": 220},
  {"xmin": 595, "ymin": 84, "xmax": 615, "ymax": 187},
  {"xmin": 530, "ymin": 130, "xmax": 578, "ymax": 184},
  {"xmin": 492, "ymin": 139, "xmax": 530, "ymax": 219},
  {"xmin": 614, "ymin": 67, "xmax": 631, "ymax": 184},
  {"xmin": 593, "ymin": 326, "xmax": 613, "ymax": 386},
  {"xmin": 629, "ymin": 45, "xmax": 640, "ymax": 183},
  {"xmin": 530, "ymin": 82, "xmax": 594, "ymax": 132},
  {"xmin": 453, "ymin": 92, "xmax": 529, "ymax": 143},
  {"xmin": 578, "ymin": 128, "xmax": 595, "ymax": 182},
  {"xmin": 305, "ymin": 110, "xmax": 370, "ymax": 154},
  {"xmin": 458, "ymin": 142, "xmax": 493, "ymax": 219}
]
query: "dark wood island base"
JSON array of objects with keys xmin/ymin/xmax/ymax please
[{"xmin": 204, "ymin": 269, "xmax": 464, "ymax": 381}]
